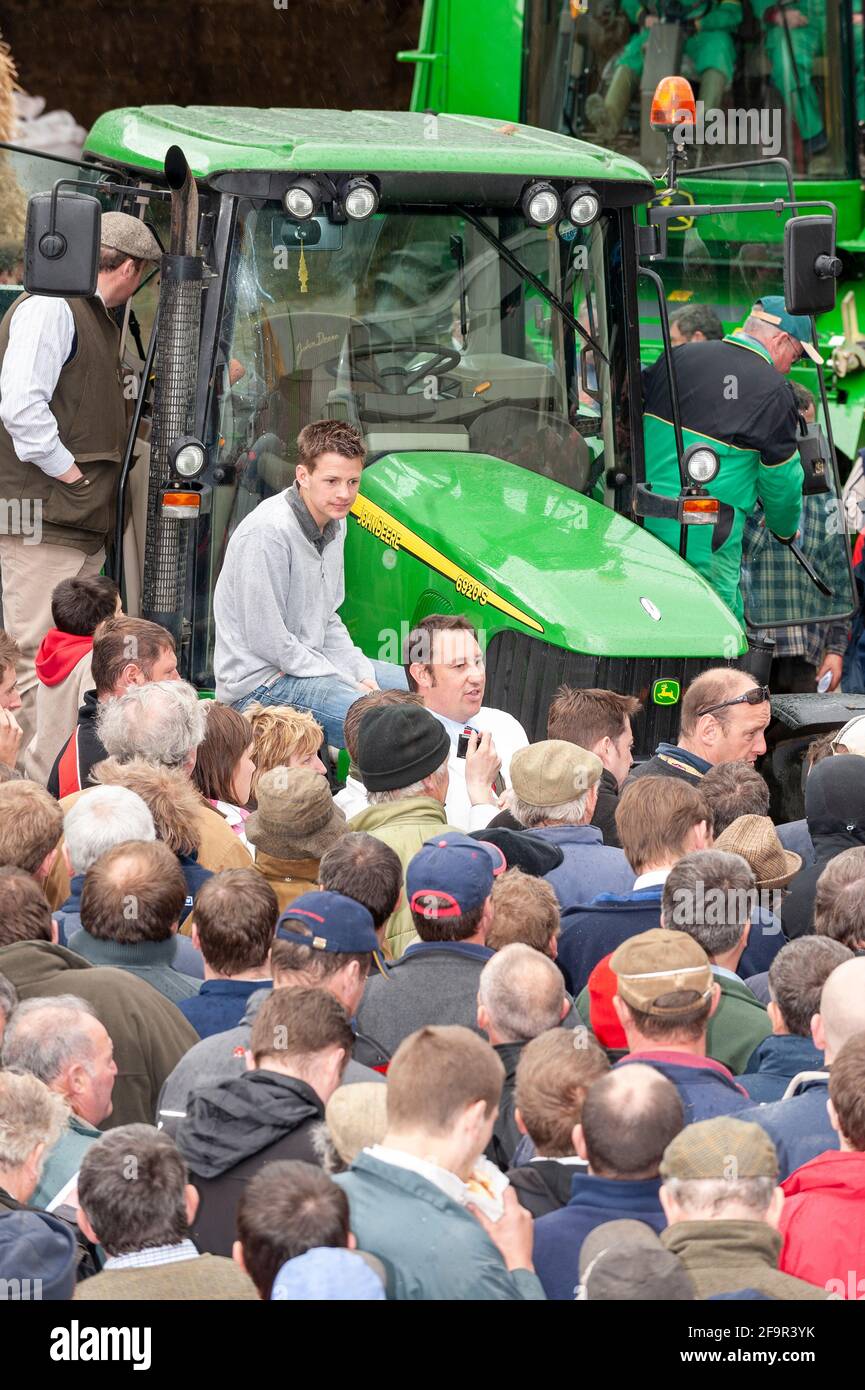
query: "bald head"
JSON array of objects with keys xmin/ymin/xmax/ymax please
[
  {"xmin": 581, "ymin": 1064, "xmax": 685, "ymax": 1178},
  {"xmin": 478, "ymin": 943, "xmax": 566, "ymax": 1044},
  {"xmin": 818, "ymin": 958, "xmax": 865, "ymax": 1061},
  {"xmin": 80, "ymin": 840, "xmax": 187, "ymax": 946},
  {"xmin": 678, "ymin": 668, "xmax": 769, "ymax": 768}
]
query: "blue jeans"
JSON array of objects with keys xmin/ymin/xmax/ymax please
[{"xmin": 234, "ymin": 660, "xmax": 408, "ymax": 749}]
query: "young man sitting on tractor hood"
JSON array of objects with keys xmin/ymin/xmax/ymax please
[{"xmin": 213, "ymin": 419, "xmax": 407, "ymax": 749}]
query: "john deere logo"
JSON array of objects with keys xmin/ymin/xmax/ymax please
[{"xmin": 652, "ymin": 679, "xmax": 681, "ymax": 706}]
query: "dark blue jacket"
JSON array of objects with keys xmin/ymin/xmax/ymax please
[
  {"xmin": 739, "ymin": 907, "xmax": 787, "ymax": 977},
  {"xmin": 776, "ymin": 819, "xmax": 816, "ymax": 867},
  {"xmin": 533, "ymin": 1173, "xmax": 666, "ymax": 1301},
  {"xmin": 56, "ymin": 873, "xmax": 205, "ymax": 980},
  {"xmin": 557, "ymin": 888, "xmax": 662, "ymax": 996},
  {"xmin": 535, "ymin": 826, "xmax": 633, "ymax": 912},
  {"xmin": 178, "ymin": 978, "xmax": 273, "ymax": 1040},
  {"xmin": 616, "ymin": 1051, "xmax": 751, "ymax": 1125},
  {"xmin": 736, "ymin": 1034, "xmax": 824, "ymax": 1104},
  {"xmin": 738, "ymin": 1076, "xmax": 834, "ymax": 1180}
]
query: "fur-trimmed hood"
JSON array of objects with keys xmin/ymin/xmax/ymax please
[{"xmin": 91, "ymin": 756, "xmax": 203, "ymax": 856}]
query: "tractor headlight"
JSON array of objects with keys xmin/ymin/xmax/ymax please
[
  {"xmin": 521, "ymin": 181, "xmax": 561, "ymax": 227},
  {"xmin": 170, "ymin": 436, "xmax": 206, "ymax": 479},
  {"xmin": 682, "ymin": 443, "xmax": 720, "ymax": 485}
]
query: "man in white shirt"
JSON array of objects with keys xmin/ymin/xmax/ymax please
[
  {"xmin": 405, "ymin": 614, "xmax": 528, "ymax": 830},
  {"xmin": 0, "ymin": 211, "xmax": 160, "ymax": 745}
]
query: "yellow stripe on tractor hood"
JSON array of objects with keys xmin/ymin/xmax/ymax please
[{"xmin": 350, "ymin": 493, "xmax": 544, "ymax": 634}]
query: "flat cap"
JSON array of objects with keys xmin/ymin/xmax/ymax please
[
  {"xmin": 660, "ymin": 1116, "xmax": 779, "ymax": 1182},
  {"xmin": 578, "ymin": 1220, "xmax": 695, "ymax": 1301},
  {"xmin": 610, "ymin": 927, "xmax": 713, "ymax": 1016},
  {"xmin": 100, "ymin": 211, "xmax": 161, "ymax": 263},
  {"xmin": 509, "ymin": 739, "xmax": 602, "ymax": 809}
]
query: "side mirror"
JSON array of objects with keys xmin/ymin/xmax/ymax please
[
  {"xmin": 23, "ymin": 190, "xmax": 101, "ymax": 297},
  {"xmin": 784, "ymin": 215, "xmax": 841, "ymax": 316}
]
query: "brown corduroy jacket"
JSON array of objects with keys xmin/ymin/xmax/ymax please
[
  {"xmin": 74, "ymin": 1253, "xmax": 258, "ymax": 1300},
  {"xmin": 253, "ymin": 851, "xmax": 320, "ymax": 914}
]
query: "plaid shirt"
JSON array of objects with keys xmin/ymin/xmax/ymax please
[
  {"xmin": 103, "ymin": 1239, "xmax": 200, "ymax": 1271},
  {"xmin": 742, "ymin": 495, "xmax": 850, "ymax": 666}
]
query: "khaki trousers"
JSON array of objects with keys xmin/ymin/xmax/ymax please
[{"xmin": 0, "ymin": 534, "xmax": 105, "ymax": 750}]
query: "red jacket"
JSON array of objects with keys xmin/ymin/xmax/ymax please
[{"xmin": 779, "ymin": 1149, "xmax": 865, "ymax": 1298}]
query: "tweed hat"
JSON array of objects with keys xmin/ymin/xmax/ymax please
[
  {"xmin": 715, "ymin": 814, "xmax": 801, "ymax": 890},
  {"xmin": 325, "ymin": 1083, "xmax": 389, "ymax": 1166},
  {"xmin": 246, "ymin": 766, "xmax": 347, "ymax": 859},
  {"xmin": 356, "ymin": 704, "xmax": 451, "ymax": 792},
  {"xmin": 610, "ymin": 928, "xmax": 713, "ymax": 1017},
  {"xmin": 100, "ymin": 211, "xmax": 161, "ymax": 262},
  {"xmin": 510, "ymin": 739, "xmax": 603, "ymax": 809},
  {"xmin": 577, "ymin": 1220, "xmax": 696, "ymax": 1301},
  {"xmin": 660, "ymin": 1116, "xmax": 779, "ymax": 1182}
]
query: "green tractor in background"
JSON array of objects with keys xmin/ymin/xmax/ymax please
[{"xmin": 401, "ymin": 0, "xmax": 865, "ymax": 462}]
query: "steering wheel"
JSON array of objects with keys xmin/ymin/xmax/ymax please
[{"xmin": 327, "ymin": 341, "xmax": 462, "ymax": 394}]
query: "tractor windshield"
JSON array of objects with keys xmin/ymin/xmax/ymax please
[{"xmin": 192, "ymin": 203, "xmax": 630, "ymax": 681}]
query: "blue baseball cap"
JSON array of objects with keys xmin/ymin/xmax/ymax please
[
  {"xmin": 271, "ymin": 1247, "xmax": 386, "ymax": 1301},
  {"xmin": 752, "ymin": 297, "xmax": 823, "ymax": 364},
  {"xmin": 276, "ymin": 891, "xmax": 378, "ymax": 954},
  {"xmin": 406, "ymin": 832, "xmax": 502, "ymax": 919}
]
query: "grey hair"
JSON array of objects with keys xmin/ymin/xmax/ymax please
[
  {"xmin": 0, "ymin": 972, "xmax": 17, "ymax": 1030},
  {"xmin": 501, "ymin": 787, "xmax": 589, "ymax": 829},
  {"xmin": 96, "ymin": 680, "xmax": 206, "ymax": 768},
  {"xmin": 663, "ymin": 1176, "xmax": 776, "ymax": 1217},
  {"xmin": 662, "ymin": 850, "xmax": 756, "ymax": 958},
  {"xmin": 1, "ymin": 995, "xmax": 100, "ymax": 1085},
  {"xmin": 64, "ymin": 785, "xmax": 156, "ymax": 874},
  {"xmin": 478, "ymin": 942, "xmax": 565, "ymax": 1042},
  {"xmin": 0, "ymin": 1070, "xmax": 68, "ymax": 1171},
  {"xmin": 366, "ymin": 756, "xmax": 450, "ymax": 805},
  {"xmin": 742, "ymin": 313, "xmax": 779, "ymax": 341}
]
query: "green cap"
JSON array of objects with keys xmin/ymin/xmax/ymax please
[{"xmin": 751, "ymin": 296, "xmax": 823, "ymax": 364}]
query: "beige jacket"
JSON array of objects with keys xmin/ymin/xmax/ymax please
[{"xmin": 24, "ymin": 652, "xmax": 93, "ymax": 785}]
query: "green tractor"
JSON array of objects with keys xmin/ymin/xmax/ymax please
[
  {"xmin": 402, "ymin": 0, "xmax": 865, "ymax": 462},
  {"xmin": 2, "ymin": 93, "xmax": 859, "ymax": 813}
]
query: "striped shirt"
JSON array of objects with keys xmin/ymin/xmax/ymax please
[{"xmin": 0, "ymin": 295, "xmax": 77, "ymax": 477}]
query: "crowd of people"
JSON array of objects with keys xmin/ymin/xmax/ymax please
[
  {"xmin": 0, "ymin": 573, "xmax": 864, "ymax": 1301},
  {"xmin": 0, "ymin": 408, "xmax": 860, "ymax": 1303}
]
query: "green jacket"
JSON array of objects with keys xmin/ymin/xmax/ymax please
[
  {"xmin": 707, "ymin": 970, "xmax": 772, "ymax": 1075},
  {"xmin": 662, "ymin": 1220, "xmax": 831, "ymax": 1299},
  {"xmin": 349, "ymin": 797, "xmax": 462, "ymax": 959},
  {"xmin": 335, "ymin": 1152, "xmax": 545, "ymax": 1301},
  {"xmin": 0, "ymin": 941, "xmax": 199, "ymax": 1127},
  {"xmin": 32, "ymin": 1112, "xmax": 101, "ymax": 1210}
]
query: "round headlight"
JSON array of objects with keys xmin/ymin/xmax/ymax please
[
  {"xmin": 285, "ymin": 186, "xmax": 316, "ymax": 220},
  {"xmin": 343, "ymin": 179, "xmax": 378, "ymax": 221},
  {"xmin": 173, "ymin": 442, "xmax": 206, "ymax": 478},
  {"xmin": 522, "ymin": 181, "xmax": 561, "ymax": 227},
  {"xmin": 683, "ymin": 445, "xmax": 720, "ymax": 484},
  {"xmin": 567, "ymin": 190, "xmax": 600, "ymax": 226}
]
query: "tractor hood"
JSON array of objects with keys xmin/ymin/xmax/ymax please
[{"xmin": 349, "ymin": 451, "xmax": 746, "ymax": 658}]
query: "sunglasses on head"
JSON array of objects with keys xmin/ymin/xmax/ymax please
[{"xmin": 698, "ymin": 684, "xmax": 771, "ymax": 718}]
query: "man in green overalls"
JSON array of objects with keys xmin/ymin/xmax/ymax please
[
  {"xmin": 751, "ymin": 0, "xmax": 827, "ymax": 156},
  {"xmin": 640, "ymin": 296, "xmax": 814, "ymax": 620},
  {"xmin": 587, "ymin": 0, "xmax": 742, "ymax": 142}
]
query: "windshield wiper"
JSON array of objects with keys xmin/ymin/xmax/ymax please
[{"xmin": 455, "ymin": 205, "xmax": 609, "ymax": 365}]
